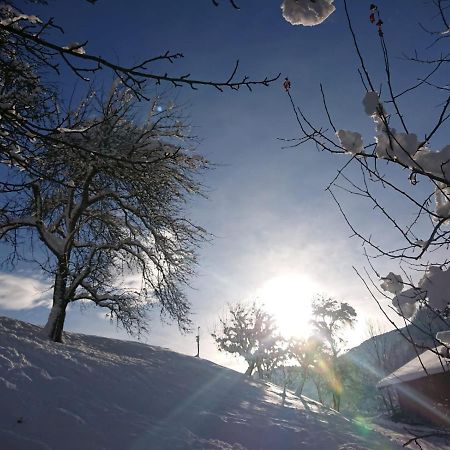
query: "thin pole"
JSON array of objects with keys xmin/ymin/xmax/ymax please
[{"xmin": 195, "ymin": 326, "xmax": 200, "ymax": 357}]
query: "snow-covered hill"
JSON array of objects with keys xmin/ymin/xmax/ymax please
[{"xmin": 0, "ymin": 316, "xmax": 413, "ymax": 449}]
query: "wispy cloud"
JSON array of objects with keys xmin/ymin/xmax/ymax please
[{"xmin": 0, "ymin": 273, "xmax": 51, "ymax": 310}]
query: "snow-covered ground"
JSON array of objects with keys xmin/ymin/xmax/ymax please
[
  {"xmin": 372, "ymin": 418, "xmax": 450, "ymax": 450},
  {"xmin": 0, "ymin": 316, "xmax": 446, "ymax": 450}
]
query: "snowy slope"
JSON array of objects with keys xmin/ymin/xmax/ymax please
[{"xmin": 0, "ymin": 316, "xmax": 407, "ymax": 450}]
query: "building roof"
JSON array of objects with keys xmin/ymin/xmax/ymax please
[{"xmin": 377, "ymin": 346, "xmax": 450, "ymax": 388}]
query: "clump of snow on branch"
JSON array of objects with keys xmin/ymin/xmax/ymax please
[
  {"xmin": 362, "ymin": 91, "xmax": 381, "ymax": 116},
  {"xmin": 382, "ymin": 266, "xmax": 450, "ymax": 317},
  {"xmin": 415, "ymin": 239, "xmax": 428, "ymax": 248},
  {"xmin": 434, "ymin": 183, "xmax": 450, "ymax": 220},
  {"xmin": 375, "ymin": 130, "xmax": 419, "ymax": 164},
  {"xmin": 369, "ymin": 99, "xmax": 450, "ymax": 219},
  {"xmin": 0, "ymin": 4, "xmax": 42, "ymax": 27},
  {"xmin": 281, "ymin": 0, "xmax": 335, "ymax": 26},
  {"xmin": 336, "ymin": 130, "xmax": 363, "ymax": 155},
  {"xmin": 63, "ymin": 42, "xmax": 86, "ymax": 55},
  {"xmin": 361, "ymin": 92, "xmax": 419, "ymax": 164},
  {"xmin": 57, "ymin": 126, "xmax": 90, "ymax": 134},
  {"xmin": 380, "ymin": 272, "xmax": 403, "ymax": 294},
  {"xmin": 414, "ymin": 145, "xmax": 450, "ymax": 180},
  {"xmin": 420, "ymin": 266, "xmax": 450, "ymax": 310},
  {"xmin": 340, "ymin": 91, "xmax": 450, "ymax": 220},
  {"xmin": 392, "ymin": 295, "xmax": 417, "ymax": 319},
  {"xmin": 437, "ymin": 330, "xmax": 450, "ymax": 346},
  {"xmin": 362, "ymin": 92, "xmax": 450, "ymax": 179}
]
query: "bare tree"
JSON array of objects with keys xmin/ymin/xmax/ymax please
[
  {"xmin": 311, "ymin": 296, "xmax": 357, "ymax": 358},
  {"xmin": 0, "ymin": 1, "xmax": 279, "ymax": 192},
  {"xmin": 0, "ymin": 83, "xmax": 208, "ymax": 342},
  {"xmin": 283, "ymin": 1, "xmax": 450, "ymax": 357},
  {"xmin": 212, "ymin": 301, "xmax": 285, "ymax": 378},
  {"xmin": 259, "ymin": 336, "xmax": 289, "ymax": 380},
  {"xmin": 0, "ymin": 1, "xmax": 280, "ymax": 341},
  {"xmin": 277, "ymin": 363, "xmax": 297, "ymax": 407},
  {"xmin": 0, "ymin": 0, "xmax": 278, "ymax": 238},
  {"xmin": 366, "ymin": 320, "xmax": 396, "ymax": 377},
  {"xmin": 0, "ymin": 3, "xmax": 278, "ymax": 98},
  {"xmin": 283, "ymin": 2, "xmax": 450, "ymax": 439},
  {"xmin": 310, "ymin": 296, "xmax": 357, "ymax": 411},
  {"xmin": 290, "ymin": 336, "xmax": 318, "ymax": 397}
]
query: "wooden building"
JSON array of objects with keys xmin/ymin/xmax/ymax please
[{"xmin": 377, "ymin": 346, "xmax": 450, "ymax": 427}]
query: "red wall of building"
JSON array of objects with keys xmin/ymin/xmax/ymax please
[{"xmin": 396, "ymin": 372, "xmax": 450, "ymax": 427}]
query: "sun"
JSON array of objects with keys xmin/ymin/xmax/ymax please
[{"xmin": 255, "ymin": 273, "xmax": 321, "ymax": 339}]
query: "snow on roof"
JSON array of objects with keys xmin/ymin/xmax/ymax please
[{"xmin": 377, "ymin": 346, "xmax": 450, "ymax": 388}]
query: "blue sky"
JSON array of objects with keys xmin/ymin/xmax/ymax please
[{"xmin": 2, "ymin": 1, "xmax": 447, "ymax": 370}]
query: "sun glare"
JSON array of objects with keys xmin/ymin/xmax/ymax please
[{"xmin": 256, "ymin": 274, "xmax": 321, "ymax": 339}]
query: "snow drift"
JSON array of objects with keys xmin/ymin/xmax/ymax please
[{"xmin": 0, "ymin": 316, "xmax": 405, "ymax": 449}]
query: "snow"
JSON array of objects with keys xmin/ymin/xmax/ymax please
[
  {"xmin": 336, "ymin": 130, "xmax": 363, "ymax": 155},
  {"xmin": 375, "ymin": 131, "xmax": 419, "ymax": 165},
  {"xmin": 390, "ymin": 287, "xmax": 422, "ymax": 318},
  {"xmin": 57, "ymin": 127, "xmax": 89, "ymax": 133},
  {"xmin": 416, "ymin": 239, "xmax": 428, "ymax": 248},
  {"xmin": 281, "ymin": 0, "xmax": 335, "ymax": 27},
  {"xmin": 62, "ymin": 43, "xmax": 86, "ymax": 55},
  {"xmin": 413, "ymin": 145, "xmax": 450, "ymax": 180},
  {"xmin": 383, "ymin": 266, "xmax": 450, "ymax": 317},
  {"xmin": 362, "ymin": 91, "xmax": 380, "ymax": 116},
  {"xmin": 372, "ymin": 417, "xmax": 449, "ymax": 450},
  {"xmin": 0, "ymin": 316, "xmax": 406, "ymax": 450},
  {"xmin": 434, "ymin": 184, "xmax": 450, "ymax": 219},
  {"xmin": 367, "ymin": 102, "xmax": 419, "ymax": 166},
  {"xmin": 392, "ymin": 294, "xmax": 417, "ymax": 319},
  {"xmin": 437, "ymin": 331, "xmax": 450, "ymax": 346},
  {"xmin": 358, "ymin": 91, "xmax": 450, "ymax": 221},
  {"xmin": 0, "ymin": 13, "xmax": 42, "ymax": 27},
  {"xmin": 359, "ymin": 92, "xmax": 450, "ymax": 190},
  {"xmin": 419, "ymin": 266, "xmax": 450, "ymax": 310},
  {"xmin": 38, "ymin": 229, "xmax": 65, "ymax": 256},
  {"xmin": 377, "ymin": 346, "xmax": 450, "ymax": 388},
  {"xmin": 380, "ymin": 272, "xmax": 404, "ymax": 295},
  {"xmin": 361, "ymin": 93, "xmax": 423, "ymax": 167}
]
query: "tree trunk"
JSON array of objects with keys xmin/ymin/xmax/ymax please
[
  {"xmin": 43, "ymin": 258, "xmax": 69, "ymax": 342},
  {"xmin": 245, "ymin": 360, "xmax": 255, "ymax": 376},
  {"xmin": 333, "ymin": 392, "xmax": 341, "ymax": 411},
  {"xmin": 295, "ymin": 376, "xmax": 306, "ymax": 397},
  {"xmin": 256, "ymin": 361, "xmax": 263, "ymax": 379},
  {"xmin": 314, "ymin": 379, "xmax": 324, "ymax": 404},
  {"xmin": 282, "ymin": 383, "xmax": 287, "ymax": 406},
  {"xmin": 44, "ymin": 302, "xmax": 68, "ymax": 342},
  {"xmin": 295, "ymin": 367, "xmax": 309, "ymax": 397}
]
